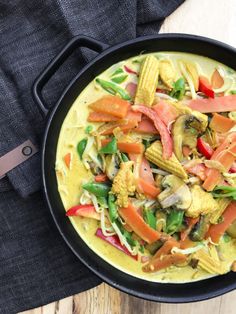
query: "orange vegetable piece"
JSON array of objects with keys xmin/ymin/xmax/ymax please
[
  {"xmin": 63, "ymin": 153, "xmax": 71, "ymax": 169},
  {"xmin": 101, "ymin": 120, "xmax": 137, "ymax": 135},
  {"xmin": 153, "ymin": 239, "xmax": 180, "ymax": 259},
  {"xmin": 179, "ymin": 237, "xmax": 196, "ymax": 249},
  {"xmin": 137, "ymin": 178, "xmax": 160, "ymax": 199},
  {"xmin": 153, "ymin": 101, "xmax": 179, "ymax": 127},
  {"xmin": 206, "ymin": 201, "xmax": 236, "ymax": 243},
  {"xmin": 135, "ymin": 117, "xmax": 159, "ymax": 134},
  {"xmin": 94, "ymin": 173, "xmax": 109, "ymax": 182},
  {"xmin": 210, "ymin": 113, "xmax": 236, "ymax": 133},
  {"xmin": 88, "ymin": 111, "xmax": 119, "ymax": 122},
  {"xmin": 203, "ymin": 133, "xmax": 236, "ymax": 191},
  {"xmin": 189, "ymin": 95, "xmax": 236, "ymax": 113},
  {"xmin": 101, "ymin": 139, "xmax": 144, "ymax": 154},
  {"xmin": 119, "ymin": 203, "xmax": 162, "ymax": 244},
  {"xmin": 89, "ymin": 95, "xmax": 129, "ymax": 118},
  {"xmin": 139, "ymin": 157, "xmax": 155, "ymax": 185},
  {"xmin": 211, "ymin": 69, "xmax": 224, "ymax": 89},
  {"xmin": 142, "ymin": 253, "xmax": 187, "ymax": 273}
]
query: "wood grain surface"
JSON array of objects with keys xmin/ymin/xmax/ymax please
[{"xmin": 19, "ymin": 0, "xmax": 236, "ymax": 313}]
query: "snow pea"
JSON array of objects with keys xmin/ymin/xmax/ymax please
[
  {"xmin": 82, "ymin": 182, "xmax": 110, "ymax": 197},
  {"xmin": 77, "ymin": 138, "xmax": 87, "ymax": 160},
  {"xmin": 95, "ymin": 78, "xmax": 131, "ymax": 100},
  {"xmin": 99, "ymin": 137, "xmax": 117, "ymax": 154},
  {"xmin": 165, "ymin": 209, "xmax": 184, "ymax": 235},
  {"xmin": 108, "ymin": 194, "xmax": 118, "ymax": 222}
]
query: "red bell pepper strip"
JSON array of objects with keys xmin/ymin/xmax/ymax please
[
  {"xmin": 95, "ymin": 228, "xmax": 138, "ymax": 260},
  {"xmin": 132, "ymin": 105, "xmax": 173, "ymax": 159},
  {"xmin": 66, "ymin": 204, "xmax": 100, "ymax": 220},
  {"xmin": 198, "ymin": 76, "xmax": 215, "ymax": 98},
  {"xmin": 119, "ymin": 203, "xmax": 163, "ymax": 244},
  {"xmin": 197, "ymin": 138, "xmax": 214, "ymax": 159},
  {"xmin": 124, "ymin": 65, "xmax": 138, "ymax": 76},
  {"xmin": 94, "ymin": 173, "xmax": 109, "ymax": 182}
]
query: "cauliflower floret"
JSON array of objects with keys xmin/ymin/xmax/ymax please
[
  {"xmin": 186, "ymin": 185, "xmax": 219, "ymax": 218},
  {"xmin": 111, "ymin": 161, "xmax": 136, "ymax": 207}
]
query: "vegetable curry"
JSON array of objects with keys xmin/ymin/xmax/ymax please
[{"xmin": 56, "ymin": 52, "xmax": 236, "ymax": 283}]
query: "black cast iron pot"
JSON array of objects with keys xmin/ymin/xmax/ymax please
[{"xmin": 33, "ymin": 34, "xmax": 236, "ymax": 303}]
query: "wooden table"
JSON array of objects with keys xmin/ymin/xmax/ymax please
[{"xmin": 20, "ymin": 0, "xmax": 236, "ymax": 313}]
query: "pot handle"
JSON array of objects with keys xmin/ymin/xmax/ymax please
[{"xmin": 32, "ymin": 35, "xmax": 109, "ymax": 115}]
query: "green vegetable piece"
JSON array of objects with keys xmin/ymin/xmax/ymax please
[
  {"xmin": 111, "ymin": 68, "xmax": 124, "ymax": 77},
  {"xmin": 116, "ymin": 220, "xmax": 137, "ymax": 247},
  {"xmin": 165, "ymin": 209, "xmax": 184, "ymax": 235},
  {"xmin": 111, "ymin": 75, "xmax": 128, "ymax": 84},
  {"xmin": 222, "ymin": 234, "xmax": 231, "ymax": 243},
  {"xmin": 99, "ymin": 137, "xmax": 117, "ymax": 154},
  {"xmin": 82, "ymin": 182, "xmax": 110, "ymax": 197},
  {"xmin": 230, "ymin": 90, "xmax": 236, "ymax": 95},
  {"xmin": 95, "ymin": 78, "xmax": 131, "ymax": 100},
  {"xmin": 144, "ymin": 209, "xmax": 157, "ymax": 230},
  {"xmin": 85, "ymin": 125, "xmax": 93, "ymax": 134},
  {"xmin": 212, "ymin": 185, "xmax": 236, "ymax": 200},
  {"xmin": 97, "ymin": 196, "xmax": 108, "ymax": 208},
  {"xmin": 190, "ymin": 215, "xmax": 209, "ymax": 241},
  {"xmin": 170, "ymin": 77, "xmax": 185, "ymax": 100},
  {"xmin": 108, "ymin": 194, "xmax": 118, "ymax": 222},
  {"xmin": 77, "ymin": 138, "xmax": 87, "ymax": 160},
  {"xmin": 121, "ymin": 152, "xmax": 129, "ymax": 162},
  {"xmin": 139, "ymin": 245, "xmax": 145, "ymax": 254}
]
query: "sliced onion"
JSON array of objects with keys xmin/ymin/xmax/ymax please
[
  {"xmin": 151, "ymin": 168, "xmax": 170, "ymax": 175},
  {"xmin": 155, "ymin": 92, "xmax": 177, "ymax": 101}
]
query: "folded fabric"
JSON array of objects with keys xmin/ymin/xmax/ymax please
[{"xmin": 0, "ymin": 0, "xmax": 184, "ymax": 312}]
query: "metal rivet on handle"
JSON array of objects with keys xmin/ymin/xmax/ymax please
[{"xmin": 22, "ymin": 146, "xmax": 33, "ymax": 156}]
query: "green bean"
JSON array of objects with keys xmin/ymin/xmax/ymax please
[
  {"xmin": 82, "ymin": 182, "xmax": 110, "ymax": 197},
  {"xmin": 144, "ymin": 209, "xmax": 156, "ymax": 230},
  {"xmin": 95, "ymin": 78, "xmax": 131, "ymax": 100},
  {"xmin": 108, "ymin": 194, "xmax": 118, "ymax": 222},
  {"xmin": 77, "ymin": 138, "xmax": 87, "ymax": 160},
  {"xmin": 165, "ymin": 209, "xmax": 184, "ymax": 235},
  {"xmin": 111, "ymin": 75, "xmax": 128, "ymax": 84}
]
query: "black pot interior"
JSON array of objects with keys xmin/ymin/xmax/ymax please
[{"xmin": 42, "ymin": 34, "xmax": 236, "ymax": 303}]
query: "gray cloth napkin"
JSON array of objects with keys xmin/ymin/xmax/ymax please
[{"xmin": 0, "ymin": 0, "xmax": 184, "ymax": 313}]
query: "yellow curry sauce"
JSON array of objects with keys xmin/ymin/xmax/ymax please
[{"xmin": 56, "ymin": 52, "xmax": 236, "ymax": 283}]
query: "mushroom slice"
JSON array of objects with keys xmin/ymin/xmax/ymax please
[
  {"xmin": 172, "ymin": 114, "xmax": 208, "ymax": 161},
  {"xmin": 158, "ymin": 175, "xmax": 192, "ymax": 210}
]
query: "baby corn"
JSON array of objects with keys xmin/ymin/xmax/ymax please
[
  {"xmin": 145, "ymin": 141, "xmax": 188, "ymax": 179},
  {"xmin": 135, "ymin": 55, "xmax": 159, "ymax": 107},
  {"xmin": 209, "ymin": 198, "xmax": 231, "ymax": 224}
]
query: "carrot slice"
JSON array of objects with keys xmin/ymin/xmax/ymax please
[
  {"xmin": 179, "ymin": 237, "xmax": 196, "ymax": 249},
  {"xmin": 140, "ymin": 157, "xmax": 155, "ymax": 185},
  {"xmin": 188, "ymin": 95, "xmax": 236, "ymax": 113},
  {"xmin": 101, "ymin": 120, "xmax": 137, "ymax": 135},
  {"xmin": 210, "ymin": 113, "xmax": 236, "ymax": 133},
  {"xmin": 119, "ymin": 203, "xmax": 162, "ymax": 244},
  {"xmin": 89, "ymin": 95, "xmax": 130, "ymax": 118},
  {"xmin": 153, "ymin": 101, "xmax": 179, "ymax": 127},
  {"xmin": 142, "ymin": 253, "xmax": 187, "ymax": 273},
  {"xmin": 206, "ymin": 201, "xmax": 236, "ymax": 243},
  {"xmin": 88, "ymin": 111, "xmax": 119, "ymax": 122},
  {"xmin": 137, "ymin": 178, "xmax": 160, "ymax": 199},
  {"xmin": 153, "ymin": 239, "xmax": 180, "ymax": 259},
  {"xmin": 211, "ymin": 69, "xmax": 224, "ymax": 89},
  {"xmin": 135, "ymin": 117, "xmax": 159, "ymax": 134},
  {"xmin": 203, "ymin": 133, "xmax": 236, "ymax": 191},
  {"xmin": 63, "ymin": 153, "xmax": 71, "ymax": 169},
  {"xmin": 101, "ymin": 139, "xmax": 144, "ymax": 154},
  {"xmin": 126, "ymin": 109, "xmax": 142, "ymax": 122}
]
